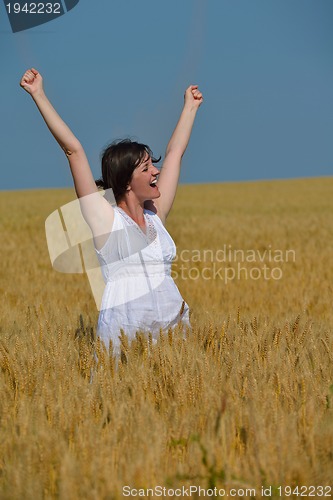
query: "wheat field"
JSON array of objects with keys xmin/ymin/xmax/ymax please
[{"xmin": 0, "ymin": 178, "xmax": 332, "ymax": 499}]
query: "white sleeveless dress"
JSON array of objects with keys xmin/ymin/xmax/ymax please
[{"xmin": 95, "ymin": 206, "xmax": 190, "ymax": 356}]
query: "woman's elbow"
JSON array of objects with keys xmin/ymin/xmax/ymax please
[
  {"xmin": 62, "ymin": 140, "xmax": 83, "ymax": 157},
  {"xmin": 71, "ymin": 140, "xmax": 84, "ymax": 155}
]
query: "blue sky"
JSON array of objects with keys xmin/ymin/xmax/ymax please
[{"xmin": 1, "ymin": 0, "xmax": 333, "ymax": 190}]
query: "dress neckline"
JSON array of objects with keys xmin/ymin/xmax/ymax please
[
  {"xmin": 116, "ymin": 206, "xmax": 156, "ymax": 243},
  {"xmin": 115, "ymin": 206, "xmax": 146, "ymax": 234}
]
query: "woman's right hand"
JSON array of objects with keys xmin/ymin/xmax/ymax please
[{"xmin": 20, "ymin": 68, "xmax": 44, "ymax": 97}]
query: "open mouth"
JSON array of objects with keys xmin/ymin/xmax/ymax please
[{"xmin": 150, "ymin": 179, "xmax": 158, "ymax": 187}]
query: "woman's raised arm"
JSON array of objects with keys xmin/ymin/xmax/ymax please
[
  {"xmin": 20, "ymin": 68, "xmax": 115, "ymax": 245},
  {"xmin": 155, "ymin": 85, "xmax": 203, "ymax": 223},
  {"xmin": 20, "ymin": 68, "xmax": 98, "ymax": 199}
]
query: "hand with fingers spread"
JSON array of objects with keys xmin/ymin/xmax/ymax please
[
  {"xmin": 184, "ymin": 84, "xmax": 204, "ymax": 110},
  {"xmin": 20, "ymin": 68, "xmax": 44, "ymax": 97}
]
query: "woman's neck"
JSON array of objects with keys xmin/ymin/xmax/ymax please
[{"xmin": 117, "ymin": 199, "xmax": 145, "ymax": 228}]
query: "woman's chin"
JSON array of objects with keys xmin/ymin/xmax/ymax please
[
  {"xmin": 142, "ymin": 188, "xmax": 160, "ymax": 203},
  {"xmin": 150, "ymin": 188, "xmax": 161, "ymax": 199}
]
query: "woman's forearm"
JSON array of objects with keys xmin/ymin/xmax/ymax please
[
  {"xmin": 32, "ymin": 91, "xmax": 81, "ymax": 154},
  {"xmin": 165, "ymin": 104, "xmax": 198, "ymax": 157}
]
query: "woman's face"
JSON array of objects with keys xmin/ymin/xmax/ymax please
[{"xmin": 128, "ymin": 154, "xmax": 160, "ymax": 202}]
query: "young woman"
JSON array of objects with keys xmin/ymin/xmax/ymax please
[{"xmin": 20, "ymin": 68, "xmax": 203, "ymax": 356}]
